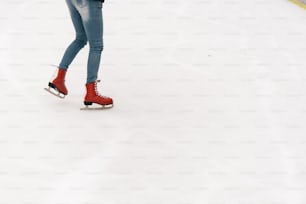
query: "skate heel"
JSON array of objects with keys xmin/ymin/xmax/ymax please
[
  {"xmin": 48, "ymin": 82, "xmax": 56, "ymax": 89},
  {"xmin": 48, "ymin": 82, "xmax": 67, "ymax": 95},
  {"xmin": 45, "ymin": 82, "xmax": 66, "ymax": 99},
  {"xmin": 84, "ymin": 101, "xmax": 93, "ymax": 106}
]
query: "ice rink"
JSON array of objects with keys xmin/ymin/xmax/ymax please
[{"xmin": 1, "ymin": 0, "xmax": 306, "ymax": 203}]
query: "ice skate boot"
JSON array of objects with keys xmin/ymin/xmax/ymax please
[
  {"xmin": 81, "ymin": 80, "xmax": 113, "ymax": 110},
  {"xmin": 44, "ymin": 68, "xmax": 68, "ymax": 99}
]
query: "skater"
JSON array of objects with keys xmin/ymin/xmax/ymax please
[{"xmin": 45, "ymin": 0, "xmax": 113, "ymax": 110}]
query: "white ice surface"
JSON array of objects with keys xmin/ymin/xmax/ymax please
[{"xmin": 1, "ymin": 0, "xmax": 306, "ymax": 203}]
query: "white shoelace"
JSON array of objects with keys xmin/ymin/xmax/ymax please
[{"xmin": 94, "ymin": 80, "xmax": 107, "ymax": 98}]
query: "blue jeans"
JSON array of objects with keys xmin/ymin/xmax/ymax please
[{"xmin": 59, "ymin": 0, "xmax": 103, "ymax": 83}]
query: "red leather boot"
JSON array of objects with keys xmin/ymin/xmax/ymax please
[
  {"xmin": 83, "ymin": 80, "xmax": 113, "ymax": 109},
  {"xmin": 46, "ymin": 68, "xmax": 68, "ymax": 98}
]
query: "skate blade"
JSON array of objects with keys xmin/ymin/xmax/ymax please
[
  {"xmin": 80, "ymin": 104, "xmax": 114, "ymax": 111},
  {"xmin": 44, "ymin": 87, "xmax": 65, "ymax": 99}
]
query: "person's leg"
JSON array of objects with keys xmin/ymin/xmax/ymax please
[
  {"xmin": 77, "ymin": 0, "xmax": 103, "ymax": 83},
  {"xmin": 58, "ymin": 0, "xmax": 88, "ymax": 69},
  {"xmin": 74, "ymin": 1, "xmax": 112, "ymax": 108},
  {"xmin": 46, "ymin": 0, "xmax": 88, "ymax": 98}
]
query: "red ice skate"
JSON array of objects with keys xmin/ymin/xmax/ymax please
[
  {"xmin": 81, "ymin": 80, "xmax": 113, "ymax": 110},
  {"xmin": 44, "ymin": 68, "xmax": 68, "ymax": 99}
]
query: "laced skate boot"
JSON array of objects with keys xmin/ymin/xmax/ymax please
[
  {"xmin": 44, "ymin": 68, "xmax": 68, "ymax": 98},
  {"xmin": 81, "ymin": 80, "xmax": 113, "ymax": 110}
]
